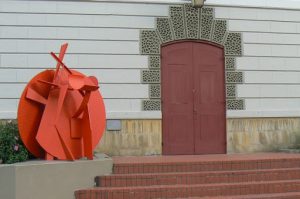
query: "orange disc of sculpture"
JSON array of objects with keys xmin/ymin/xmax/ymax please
[{"xmin": 17, "ymin": 43, "xmax": 106, "ymax": 160}]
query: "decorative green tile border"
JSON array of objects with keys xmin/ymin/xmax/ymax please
[
  {"xmin": 141, "ymin": 70, "xmax": 160, "ymax": 83},
  {"xmin": 149, "ymin": 56, "xmax": 161, "ymax": 69},
  {"xmin": 184, "ymin": 4, "xmax": 200, "ymax": 39},
  {"xmin": 226, "ymin": 71, "xmax": 243, "ymax": 83},
  {"xmin": 212, "ymin": 20, "xmax": 227, "ymax": 44},
  {"xmin": 225, "ymin": 57, "xmax": 235, "ymax": 71},
  {"xmin": 140, "ymin": 30, "xmax": 161, "ymax": 55},
  {"xmin": 170, "ymin": 6, "xmax": 186, "ymax": 40},
  {"xmin": 144, "ymin": 97, "xmax": 244, "ymax": 110},
  {"xmin": 200, "ymin": 14, "xmax": 214, "ymax": 40},
  {"xmin": 149, "ymin": 84, "xmax": 161, "ymax": 98},
  {"xmin": 141, "ymin": 4, "xmax": 244, "ymax": 111},
  {"xmin": 156, "ymin": 18, "xmax": 173, "ymax": 43},
  {"xmin": 143, "ymin": 100, "xmax": 161, "ymax": 111},
  {"xmin": 227, "ymin": 99, "xmax": 244, "ymax": 110},
  {"xmin": 226, "ymin": 84, "xmax": 236, "ymax": 98},
  {"xmin": 201, "ymin": 7, "xmax": 214, "ymax": 16},
  {"xmin": 225, "ymin": 32, "xmax": 242, "ymax": 56}
]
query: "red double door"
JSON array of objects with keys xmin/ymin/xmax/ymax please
[{"xmin": 162, "ymin": 41, "xmax": 226, "ymax": 155}]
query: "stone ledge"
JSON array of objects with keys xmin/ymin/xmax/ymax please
[
  {"xmin": 0, "ymin": 154, "xmax": 113, "ymax": 199},
  {"xmin": 280, "ymin": 149, "xmax": 300, "ymax": 153}
]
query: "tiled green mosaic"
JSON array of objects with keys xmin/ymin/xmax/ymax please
[
  {"xmin": 149, "ymin": 56, "xmax": 161, "ymax": 69},
  {"xmin": 225, "ymin": 57, "xmax": 235, "ymax": 70},
  {"xmin": 184, "ymin": 4, "xmax": 200, "ymax": 39},
  {"xmin": 200, "ymin": 15, "xmax": 213, "ymax": 40},
  {"xmin": 142, "ymin": 70, "xmax": 160, "ymax": 83},
  {"xmin": 212, "ymin": 20, "xmax": 227, "ymax": 44},
  {"xmin": 170, "ymin": 6, "xmax": 186, "ymax": 40},
  {"xmin": 227, "ymin": 99, "xmax": 244, "ymax": 110},
  {"xmin": 225, "ymin": 32, "xmax": 242, "ymax": 56},
  {"xmin": 157, "ymin": 18, "xmax": 173, "ymax": 43},
  {"xmin": 226, "ymin": 84, "xmax": 236, "ymax": 98},
  {"xmin": 226, "ymin": 72, "xmax": 243, "ymax": 83},
  {"xmin": 201, "ymin": 7, "xmax": 214, "ymax": 16},
  {"xmin": 143, "ymin": 100, "xmax": 161, "ymax": 111},
  {"xmin": 140, "ymin": 30, "xmax": 161, "ymax": 55},
  {"xmin": 149, "ymin": 84, "xmax": 161, "ymax": 98}
]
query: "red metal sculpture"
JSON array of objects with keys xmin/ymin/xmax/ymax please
[{"xmin": 17, "ymin": 43, "xmax": 106, "ymax": 160}]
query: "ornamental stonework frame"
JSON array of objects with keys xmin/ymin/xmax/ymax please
[{"xmin": 140, "ymin": 4, "xmax": 244, "ymax": 111}]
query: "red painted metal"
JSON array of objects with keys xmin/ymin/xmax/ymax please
[
  {"xmin": 17, "ymin": 43, "xmax": 106, "ymax": 160},
  {"xmin": 162, "ymin": 41, "xmax": 226, "ymax": 155}
]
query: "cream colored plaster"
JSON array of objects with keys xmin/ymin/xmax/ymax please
[
  {"xmin": 96, "ymin": 118, "xmax": 300, "ymax": 155},
  {"xmin": 0, "ymin": 154, "xmax": 112, "ymax": 199},
  {"xmin": 227, "ymin": 118, "xmax": 300, "ymax": 153},
  {"xmin": 96, "ymin": 120, "xmax": 162, "ymax": 156}
]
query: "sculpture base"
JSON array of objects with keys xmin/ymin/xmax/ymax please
[{"xmin": 0, "ymin": 153, "xmax": 112, "ymax": 199}]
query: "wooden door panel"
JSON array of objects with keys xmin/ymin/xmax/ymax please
[
  {"xmin": 195, "ymin": 115, "xmax": 225, "ymax": 154},
  {"xmin": 164, "ymin": 114, "xmax": 194, "ymax": 154},
  {"xmin": 162, "ymin": 41, "xmax": 226, "ymax": 155},
  {"xmin": 198, "ymin": 71, "xmax": 218, "ymax": 103},
  {"xmin": 169, "ymin": 68, "xmax": 190, "ymax": 105},
  {"xmin": 193, "ymin": 42, "xmax": 226, "ymax": 154},
  {"xmin": 162, "ymin": 43, "xmax": 194, "ymax": 155},
  {"xmin": 196, "ymin": 68, "xmax": 225, "ymax": 112}
]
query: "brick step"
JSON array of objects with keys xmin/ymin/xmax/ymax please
[
  {"xmin": 113, "ymin": 156, "xmax": 300, "ymax": 174},
  {"xmin": 75, "ymin": 179, "xmax": 300, "ymax": 199},
  {"xmin": 193, "ymin": 192, "xmax": 300, "ymax": 199},
  {"xmin": 96, "ymin": 168, "xmax": 300, "ymax": 187}
]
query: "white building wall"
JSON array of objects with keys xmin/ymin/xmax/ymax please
[
  {"xmin": 1, "ymin": 0, "xmax": 300, "ymax": 119},
  {"xmin": 0, "ymin": 0, "xmax": 169, "ymax": 119},
  {"xmin": 213, "ymin": 6, "xmax": 300, "ymax": 117}
]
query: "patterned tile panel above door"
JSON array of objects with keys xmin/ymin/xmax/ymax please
[
  {"xmin": 225, "ymin": 32, "xmax": 242, "ymax": 56},
  {"xmin": 212, "ymin": 20, "xmax": 227, "ymax": 44},
  {"xmin": 184, "ymin": 4, "xmax": 200, "ymax": 39},
  {"xmin": 200, "ymin": 14, "xmax": 214, "ymax": 40},
  {"xmin": 140, "ymin": 4, "xmax": 244, "ymax": 111},
  {"xmin": 140, "ymin": 30, "xmax": 161, "ymax": 55},
  {"xmin": 156, "ymin": 18, "xmax": 173, "ymax": 43},
  {"xmin": 170, "ymin": 6, "xmax": 186, "ymax": 40},
  {"xmin": 201, "ymin": 7, "xmax": 214, "ymax": 16}
]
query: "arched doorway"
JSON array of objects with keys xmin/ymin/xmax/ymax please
[{"xmin": 162, "ymin": 41, "xmax": 226, "ymax": 155}]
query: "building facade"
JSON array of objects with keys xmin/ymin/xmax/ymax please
[{"xmin": 1, "ymin": 0, "xmax": 300, "ymax": 155}]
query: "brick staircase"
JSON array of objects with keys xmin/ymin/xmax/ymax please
[{"xmin": 75, "ymin": 153, "xmax": 300, "ymax": 199}]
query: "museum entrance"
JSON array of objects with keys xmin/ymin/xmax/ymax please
[{"xmin": 161, "ymin": 41, "xmax": 226, "ymax": 155}]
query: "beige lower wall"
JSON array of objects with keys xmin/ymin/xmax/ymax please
[
  {"xmin": 227, "ymin": 118, "xmax": 300, "ymax": 153},
  {"xmin": 0, "ymin": 154, "xmax": 112, "ymax": 199},
  {"xmin": 1, "ymin": 118, "xmax": 299, "ymax": 156},
  {"xmin": 96, "ymin": 118, "xmax": 300, "ymax": 156},
  {"xmin": 96, "ymin": 120, "xmax": 162, "ymax": 156}
]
